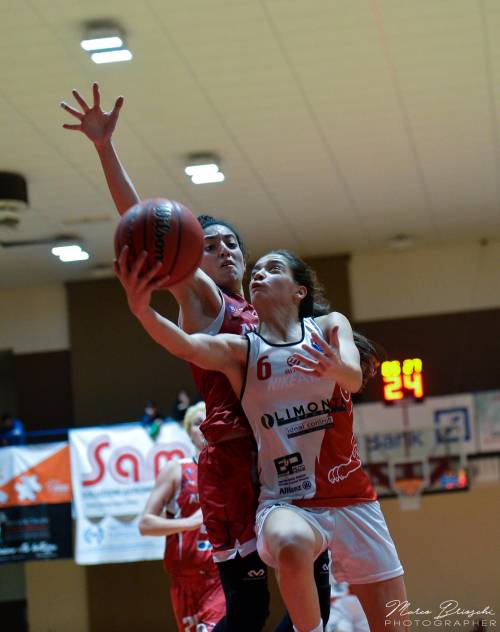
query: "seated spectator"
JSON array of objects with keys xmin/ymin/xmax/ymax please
[
  {"xmin": 141, "ymin": 400, "xmax": 165, "ymax": 440},
  {"xmin": 170, "ymin": 389, "xmax": 191, "ymax": 423},
  {"xmin": 0, "ymin": 413, "xmax": 25, "ymax": 446}
]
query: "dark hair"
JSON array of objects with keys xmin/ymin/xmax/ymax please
[
  {"xmin": 269, "ymin": 250, "xmax": 330, "ymax": 320},
  {"xmin": 197, "ymin": 214, "xmax": 247, "ymax": 260},
  {"xmin": 353, "ymin": 331, "xmax": 386, "ymax": 391}
]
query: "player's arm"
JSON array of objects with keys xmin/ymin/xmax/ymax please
[
  {"xmin": 61, "ymin": 82, "xmax": 139, "ymax": 215},
  {"xmin": 115, "ymin": 248, "xmax": 246, "ymax": 380},
  {"xmin": 61, "ymin": 83, "xmax": 223, "ymax": 327},
  {"xmin": 294, "ymin": 312, "xmax": 362, "ymax": 393},
  {"xmin": 139, "ymin": 461, "xmax": 202, "ymax": 536}
]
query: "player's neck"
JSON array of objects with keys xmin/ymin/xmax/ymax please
[
  {"xmin": 258, "ymin": 306, "xmax": 302, "ymax": 344},
  {"xmin": 221, "ymin": 282, "xmax": 245, "ymax": 298}
]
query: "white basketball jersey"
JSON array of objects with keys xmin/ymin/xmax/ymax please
[{"xmin": 241, "ymin": 317, "xmax": 376, "ymax": 507}]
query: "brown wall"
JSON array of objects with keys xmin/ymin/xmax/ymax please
[
  {"xmin": 86, "ymin": 558, "xmax": 286, "ymax": 632},
  {"xmin": 66, "ymin": 278, "xmax": 194, "ymax": 426},
  {"xmin": 355, "ymin": 307, "xmax": 500, "ymax": 402},
  {"xmin": 15, "ymin": 350, "xmax": 74, "ymax": 430},
  {"xmin": 381, "ymin": 483, "xmax": 499, "ymax": 620}
]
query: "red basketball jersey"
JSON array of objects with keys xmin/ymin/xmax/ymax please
[
  {"xmin": 163, "ymin": 460, "xmax": 217, "ymax": 576},
  {"xmin": 189, "ymin": 290, "xmax": 258, "ymax": 444}
]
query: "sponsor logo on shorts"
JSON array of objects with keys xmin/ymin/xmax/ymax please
[{"xmin": 247, "ymin": 569, "xmax": 266, "ymax": 578}]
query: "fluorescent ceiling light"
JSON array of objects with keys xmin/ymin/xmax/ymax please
[
  {"xmin": 191, "ymin": 171, "xmax": 225, "ymax": 184},
  {"xmin": 81, "ymin": 36, "xmax": 123, "ymax": 51},
  {"xmin": 91, "ymin": 49, "xmax": 132, "ymax": 64},
  {"xmin": 59, "ymin": 251, "xmax": 90, "ymax": 262},
  {"xmin": 51, "ymin": 245, "xmax": 82, "ymax": 257},
  {"xmin": 185, "ymin": 163, "xmax": 225, "ymax": 184},
  {"xmin": 51, "ymin": 244, "xmax": 89, "ymax": 262}
]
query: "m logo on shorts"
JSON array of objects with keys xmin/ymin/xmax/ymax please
[
  {"xmin": 247, "ymin": 569, "xmax": 265, "ymax": 578},
  {"xmin": 274, "ymin": 452, "xmax": 305, "ymax": 476}
]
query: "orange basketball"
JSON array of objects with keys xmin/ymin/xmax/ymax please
[{"xmin": 114, "ymin": 198, "xmax": 204, "ymax": 287}]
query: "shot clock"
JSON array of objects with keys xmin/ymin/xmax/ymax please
[{"xmin": 381, "ymin": 358, "xmax": 424, "ymax": 403}]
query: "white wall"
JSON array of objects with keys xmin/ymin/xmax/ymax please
[
  {"xmin": 350, "ymin": 238, "xmax": 500, "ymax": 321},
  {"xmin": 0, "ymin": 284, "xmax": 69, "ymax": 353}
]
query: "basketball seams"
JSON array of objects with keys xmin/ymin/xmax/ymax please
[{"xmin": 167, "ymin": 201, "xmax": 182, "ymax": 278}]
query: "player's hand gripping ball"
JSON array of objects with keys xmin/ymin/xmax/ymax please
[{"xmin": 114, "ymin": 198, "xmax": 204, "ymax": 287}]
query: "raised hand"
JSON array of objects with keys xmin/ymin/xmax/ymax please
[
  {"xmin": 60, "ymin": 82, "xmax": 123, "ymax": 147},
  {"xmin": 114, "ymin": 246, "xmax": 169, "ymax": 316},
  {"xmin": 293, "ymin": 327, "xmax": 343, "ymax": 380}
]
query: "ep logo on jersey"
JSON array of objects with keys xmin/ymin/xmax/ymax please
[{"xmin": 274, "ymin": 452, "xmax": 306, "ymax": 476}]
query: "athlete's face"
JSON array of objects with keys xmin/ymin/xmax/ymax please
[
  {"xmin": 200, "ymin": 224, "xmax": 245, "ymax": 293},
  {"xmin": 249, "ymin": 254, "xmax": 306, "ymax": 308},
  {"xmin": 188, "ymin": 411, "xmax": 206, "ymax": 451}
]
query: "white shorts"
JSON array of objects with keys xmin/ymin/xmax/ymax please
[{"xmin": 256, "ymin": 500, "xmax": 403, "ymax": 585}]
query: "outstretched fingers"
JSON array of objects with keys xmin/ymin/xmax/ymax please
[
  {"xmin": 110, "ymin": 95, "xmax": 124, "ymax": 122},
  {"xmin": 60, "ymin": 102, "xmax": 83, "ymax": 120},
  {"xmin": 92, "ymin": 82, "xmax": 100, "ymax": 107},
  {"xmin": 292, "ymin": 351, "xmax": 322, "ymax": 373},
  {"xmin": 72, "ymin": 88, "xmax": 90, "ymax": 113}
]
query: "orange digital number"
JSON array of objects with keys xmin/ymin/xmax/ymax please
[
  {"xmin": 381, "ymin": 358, "xmax": 424, "ymax": 402},
  {"xmin": 383, "ymin": 376, "xmax": 404, "ymax": 401},
  {"xmin": 403, "ymin": 372, "xmax": 424, "ymax": 399}
]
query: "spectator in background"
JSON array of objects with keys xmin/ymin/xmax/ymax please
[
  {"xmin": 0, "ymin": 413, "xmax": 25, "ymax": 447},
  {"xmin": 141, "ymin": 400, "xmax": 165, "ymax": 440},
  {"xmin": 170, "ymin": 389, "xmax": 191, "ymax": 423}
]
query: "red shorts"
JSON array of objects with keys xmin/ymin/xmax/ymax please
[
  {"xmin": 170, "ymin": 571, "xmax": 225, "ymax": 632},
  {"xmin": 198, "ymin": 435, "xmax": 259, "ymax": 560}
]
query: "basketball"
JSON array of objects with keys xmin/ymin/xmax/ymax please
[{"xmin": 114, "ymin": 198, "xmax": 204, "ymax": 287}]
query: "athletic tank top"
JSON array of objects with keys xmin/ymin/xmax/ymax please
[
  {"xmin": 241, "ymin": 318, "xmax": 376, "ymax": 507},
  {"xmin": 163, "ymin": 459, "xmax": 217, "ymax": 575},
  {"xmin": 189, "ymin": 290, "xmax": 259, "ymax": 444}
]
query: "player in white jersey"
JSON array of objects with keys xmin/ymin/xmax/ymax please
[{"xmin": 115, "ymin": 247, "xmax": 407, "ymax": 632}]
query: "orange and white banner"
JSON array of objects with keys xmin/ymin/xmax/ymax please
[{"xmin": 0, "ymin": 442, "xmax": 71, "ymax": 508}]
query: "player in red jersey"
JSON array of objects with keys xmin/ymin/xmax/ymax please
[
  {"xmin": 140, "ymin": 402, "xmax": 225, "ymax": 631},
  {"xmin": 61, "ymin": 84, "xmax": 331, "ymax": 631}
]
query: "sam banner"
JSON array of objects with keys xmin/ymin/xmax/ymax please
[
  {"xmin": 69, "ymin": 422, "xmax": 195, "ymax": 519},
  {"xmin": 0, "ymin": 503, "xmax": 72, "ymax": 563},
  {"xmin": 75, "ymin": 514, "xmax": 165, "ymax": 565}
]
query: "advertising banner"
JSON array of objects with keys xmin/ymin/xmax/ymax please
[
  {"xmin": 70, "ymin": 422, "xmax": 195, "ymax": 519},
  {"xmin": 0, "ymin": 503, "xmax": 72, "ymax": 563},
  {"xmin": 0, "ymin": 442, "xmax": 71, "ymax": 508},
  {"xmin": 74, "ymin": 514, "xmax": 164, "ymax": 565},
  {"xmin": 475, "ymin": 390, "xmax": 500, "ymax": 452},
  {"xmin": 354, "ymin": 394, "xmax": 476, "ymax": 462}
]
